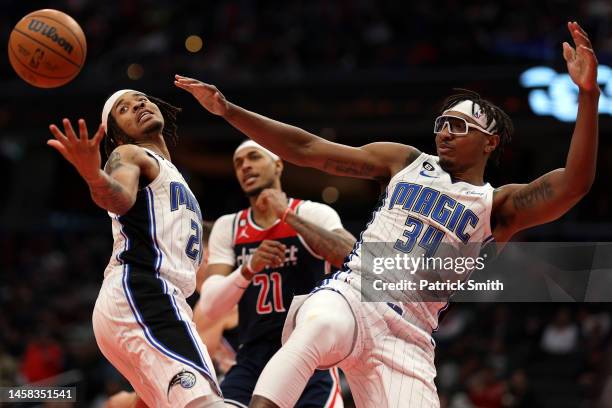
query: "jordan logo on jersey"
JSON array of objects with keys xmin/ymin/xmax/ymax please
[{"xmin": 238, "ymin": 228, "xmax": 250, "ymax": 239}]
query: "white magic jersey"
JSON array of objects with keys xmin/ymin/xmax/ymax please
[
  {"xmin": 104, "ymin": 148, "xmax": 204, "ymax": 296},
  {"xmin": 342, "ymin": 153, "xmax": 494, "ymax": 333}
]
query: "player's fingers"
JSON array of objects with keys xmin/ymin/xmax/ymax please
[
  {"xmin": 262, "ymin": 240, "xmax": 286, "ymax": 250},
  {"xmin": 577, "ymin": 45, "xmax": 598, "ymax": 64},
  {"xmin": 91, "ymin": 123, "xmax": 105, "ymax": 147},
  {"xmin": 175, "ymin": 75, "xmax": 202, "ymax": 84},
  {"xmin": 572, "ymin": 30, "xmax": 592, "ymax": 48},
  {"xmin": 49, "ymin": 124, "xmax": 69, "ymax": 143},
  {"xmin": 62, "ymin": 118, "xmax": 78, "ymax": 142},
  {"xmin": 258, "ymin": 245, "xmax": 286, "ymax": 263},
  {"xmin": 258, "ymin": 244, "xmax": 286, "ymax": 257},
  {"xmin": 562, "ymin": 42, "xmax": 575, "ymax": 62},
  {"xmin": 572, "ymin": 21, "xmax": 590, "ymax": 38},
  {"xmin": 253, "ymin": 252, "xmax": 276, "ymax": 266},
  {"xmin": 47, "ymin": 140, "xmax": 71, "ymax": 160},
  {"xmin": 78, "ymin": 119, "xmax": 89, "ymax": 142},
  {"xmin": 173, "ymin": 80, "xmax": 192, "ymax": 91}
]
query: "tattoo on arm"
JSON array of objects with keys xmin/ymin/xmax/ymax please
[
  {"xmin": 323, "ymin": 159, "xmax": 375, "ymax": 177},
  {"xmin": 104, "ymin": 151, "xmax": 123, "ymax": 174},
  {"xmin": 512, "ymin": 179, "xmax": 554, "ymax": 210},
  {"xmin": 89, "ymin": 151, "xmax": 134, "ymax": 214},
  {"xmin": 286, "ymin": 214, "xmax": 355, "ymax": 268},
  {"xmin": 404, "ymin": 149, "xmax": 421, "ymax": 167}
]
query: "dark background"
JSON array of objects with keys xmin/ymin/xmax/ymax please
[{"xmin": 0, "ymin": 1, "xmax": 611, "ymax": 407}]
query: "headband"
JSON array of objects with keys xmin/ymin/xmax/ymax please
[
  {"xmin": 101, "ymin": 89, "xmax": 138, "ymax": 134},
  {"xmin": 233, "ymin": 140, "xmax": 280, "ymax": 161},
  {"xmin": 443, "ymin": 100, "xmax": 497, "ymax": 132}
]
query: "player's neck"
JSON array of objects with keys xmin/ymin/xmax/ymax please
[
  {"xmin": 137, "ymin": 139, "xmax": 171, "ymax": 161},
  {"xmin": 250, "ymin": 205, "xmax": 279, "ymax": 228},
  {"xmin": 450, "ymin": 163, "xmax": 486, "ymax": 186}
]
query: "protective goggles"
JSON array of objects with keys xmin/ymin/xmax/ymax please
[{"xmin": 434, "ymin": 115, "xmax": 494, "ymax": 136}]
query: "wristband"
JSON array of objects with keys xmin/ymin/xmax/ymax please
[
  {"xmin": 235, "ymin": 265, "xmax": 251, "ymax": 289},
  {"xmin": 240, "ymin": 258, "xmax": 255, "ymax": 282}
]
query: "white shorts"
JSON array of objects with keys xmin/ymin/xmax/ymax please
[
  {"xmin": 92, "ymin": 268, "xmax": 222, "ymax": 408},
  {"xmin": 282, "ymin": 279, "xmax": 440, "ymax": 408}
]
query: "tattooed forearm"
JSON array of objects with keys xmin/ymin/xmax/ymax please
[
  {"xmin": 88, "ymin": 175, "xmax": 134, "ymax": 215},
  {"xmin": 323, "ymin": 159, "xmax": 375, "ymax": 177},
  {"xmin": 286, "ymin": 214, "xmax": 356, "ymax": 268},
  {"xmin": 512, "ymin": 180, "xmax": 554, "ymax": 210}
]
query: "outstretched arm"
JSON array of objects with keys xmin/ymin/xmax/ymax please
[
  {"xmin": 175, "ymin": 75, "xmax": 420, "ymax": 181},
  {"xmin": 48, "ymin": 119, "xmax": 145, "ymax": 215},
  {"xmin": 493, "ymin": 22, "xmax": 599, "ymax": 240}
]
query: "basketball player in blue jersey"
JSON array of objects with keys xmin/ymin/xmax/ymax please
[
  {"xmin": 47, "ymin": 91, "xmax": 225, "ymax": 408},
  {"xmin": 176, "ymin": 22, "xmax": 599, "ymax": 408},
  {"xmin": 195, "ymin": 140, "xmax": 355, "ymax": 407}
]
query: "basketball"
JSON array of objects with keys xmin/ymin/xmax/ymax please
[{"xmin": 8, "ymin": 9, "xmax": 86, "ymax": 88}]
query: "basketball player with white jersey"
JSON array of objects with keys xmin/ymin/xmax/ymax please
[
  {"xmin": 176, "ymin": 22, "xmax": 599, "ymax": 407},
  {"xmin": 47, "ymin": 91, "xmax": 225, "ymax": 408},
  {"xmin": 197, "ymin": 140, "xmax": 354, "ymax": 407}
]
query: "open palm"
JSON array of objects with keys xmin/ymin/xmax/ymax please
[
  {"xmin": 174, "ymin": 75, "xmax": 229, "ymax": 116},
  {"xmin": 48, "ymin": 119, "xmax": 105, "ymax": 182},
  {"xmin": 563, "ymin": 22, "xmax": 598, "ymax": 92}
]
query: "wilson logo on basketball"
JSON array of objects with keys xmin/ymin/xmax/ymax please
[{"xmin": 27, "ymin": 19, "xmax": 74, "ymax": 54}]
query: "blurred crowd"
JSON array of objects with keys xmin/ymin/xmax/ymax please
[
  {"xmin": 2, "ymin": 0, "xmax": 612, "ymax": 84},
  {"xmin": 1, "ymin": 0, "xmax": 612, "ymax": 407},
  {"xmin": 434, "ymin": 304, "xmax": 612, "ymax": 408}
]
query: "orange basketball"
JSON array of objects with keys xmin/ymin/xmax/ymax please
[{"xmin": 8, "ymin": 9, "xmax": 87, "ymax": 88}]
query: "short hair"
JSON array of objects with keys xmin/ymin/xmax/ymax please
[
  {"xmin": 103, "ymin": 95, "xmax": 181, "ymax": 157},
  {"xmin": 441, "ymin": 89, "xmax": 514, "ymax": 164}
]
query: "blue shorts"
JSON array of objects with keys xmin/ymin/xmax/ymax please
[{"xmin": 221, "ymin": 339, "xmax": 339, "ymax": 407}]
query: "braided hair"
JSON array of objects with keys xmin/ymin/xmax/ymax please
[
  {"xmin": 103, "ymin": 95, "xmax": 182, "ymax": 157},
  {"xmin": 440, "ymin": 89, "xmax": 513, "ymax": 164}
]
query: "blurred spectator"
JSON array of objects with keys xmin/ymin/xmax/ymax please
[
  {"xmin": 541, "ymin": 308, "xmax": 579, "ymax": 355},
  {"xmin": 20, "ymin": 326, "xmax": 65, "ymax": 383},
  {"xmin": 0, "ymin": 344, "xmax": 18, "ymax": 387},
  {"xmin": 500, "ymin": 370, "xmax": 539, "ymax": 408}
]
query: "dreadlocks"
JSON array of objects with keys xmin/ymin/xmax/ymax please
[
  {"xmin": 103, "ymin": 95, "xmax": 182, "ymax": 157},
  {"xmin": 441, "ymin": 89, "xmax": 513, "ymax": 164}
]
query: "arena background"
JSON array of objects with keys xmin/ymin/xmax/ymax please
[{"xmin": 1, "ymin": 1, "xmax": 611, "ymax": 407}]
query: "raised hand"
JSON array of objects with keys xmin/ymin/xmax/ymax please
[
  {"xmin": 255, "ymin": 189, "xmax": 289, "ymax": 219},
  {"xmin": 174, "ymin": 74, "xmax": 230, "ymax": 116},
  {"xmin": 563, "ymin": 21, "xmax": 599, "ymax": 92},
  {"xmin": 48, "ymin": 119, "xmax": 105, "ymax": 183}
]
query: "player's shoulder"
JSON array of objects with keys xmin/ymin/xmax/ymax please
[
  {"xmin": 208, "ymin": 213, "xmax": 239, "ymax": 245},
  {"xmin": 361, "ymin": 142, "xmax": 420, "ymax": 159},
  {"xmin": 214, "ymin": 212, "xmax": 239, "ymax": 227},
  {"xmin": 295, "ymin": 199, "xmax": 333, "ymax": 212},
  {"xmin": 361, "ymin": 142, "xmax": 423, "ymax": 176},
  {"xmin": 106, "ymin": 144, "xmax": 150, "ymax": 165},
  {"xmin": 295, "ymin": 199, "xmax": 342, "ymax": 227}
]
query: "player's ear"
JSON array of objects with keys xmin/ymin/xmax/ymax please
[
  {"xmin": 274, "ymin": 159, "xmax": 283, "ymax": 176},
  {"xmin": 485, "ymin": 134, "xmax": 500, "ymax": 154}
]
